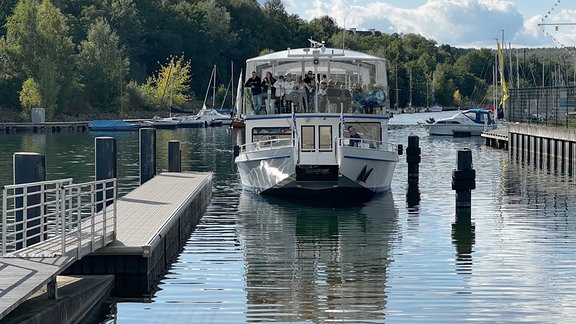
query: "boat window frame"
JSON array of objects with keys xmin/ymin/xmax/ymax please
[
  {"xmin": 318, "ymin": 125, "xmax": 333, "ymax": 152},
  {"xmin": 251, "ymin": 127, "xmax": 291, "ymax": 143},
  {"xmin": 301, "ymin": 125, "xmax": 316, "ymax": 152}
]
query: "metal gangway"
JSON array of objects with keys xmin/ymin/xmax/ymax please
[{"xmin": 0, "ymin": 178, "xmax": 117, "ymax": 319}]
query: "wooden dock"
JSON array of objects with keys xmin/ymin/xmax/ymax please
[
  {"xmin": 63, "ymin": 171, "xmax": 212, "ymax": 296},
  {"xmin": 0, "ymin": 121, "xmax": 89, "ymax": 134},
  {"xmin": 482, "ymin": 127, "xmax": 508, "ymax": 149},
  {"xmin": 0, "ymin": 171, "xmax": 212, "ymax": 321}
]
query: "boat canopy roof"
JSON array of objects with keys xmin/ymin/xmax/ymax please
[{"xmin": 245, "ymin": 44, "xmax": 388, "ymax": 87}]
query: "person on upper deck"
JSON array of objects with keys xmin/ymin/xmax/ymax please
[
  {"xmin": 303, "ymin": 71, "xmax": 315, "ymax": 112},
  {"xmin": 245, "ymin": 71, "xmax": 262, "ymax": 114},
  {"xmin": 262, "ymin": 72, "xmax": 277, "ymax": 115},
  {"xmin": 348, "ymin": 125, "xmax": 361, "ymax": 147},
  {"xmin": 362, "ymin": 84, "xmax": 386, "ymax": 113},
  {"xmin": 296, "ymin": 76, "xmax": 307, "ymax": 112},
  {"xmin": 273, "ymin": 75, "xmax": 287, "ymax": 113},
  {"xmin": 284, "ymin": 74, "xmax": 296, "ymax": 112}
]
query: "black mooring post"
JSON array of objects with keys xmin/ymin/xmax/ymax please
[
  {"xmin": 452, "ymin": 148, "xmax": 476, "ymax": 209},
  {"xmin": 95, "ymin": 137, "xmax": 117, "ymax": 211},
  {"xmin": 406, "ymin": 135, "xmax": 421, "ymax": 208},
  {"xmin": 168, "ymin": 140, "xmax": 181, "ymax": 172},
  {"xmin": 406, "ymin": 134, "xmax": 421, "ymax": 181},
  {"xmin": 139, "ymin": 128, "xmax": 156, "ymax": 184},
  {"xmin": 13, "ymin": 152, "xmax": 46, "ymax": 249}
]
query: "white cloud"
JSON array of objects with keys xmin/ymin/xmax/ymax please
[{"xmin": 286, "ymin": 0, "xmax": 568, "ymax": 48}]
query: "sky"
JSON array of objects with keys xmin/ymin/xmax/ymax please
[{"xmin": 282, "ymin": 0, "xmax": 574, "ymax": 49}]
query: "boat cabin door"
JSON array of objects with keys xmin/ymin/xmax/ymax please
[{"xmin": 298, "ymin": 124, "xmax": 337, "ymax": 166}]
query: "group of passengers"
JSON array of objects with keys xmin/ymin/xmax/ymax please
[{"xmin": 244, "ymin": 70, "xmax": 386, "ymax": 115}]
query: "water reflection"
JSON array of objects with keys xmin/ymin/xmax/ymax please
[
  {"xmin": 452, "ymin": 208, "xmax": 475, "ymax": 276},
  {"xmin": 237, "ymin": 191, "xmax": 398, "ymax": 322}
]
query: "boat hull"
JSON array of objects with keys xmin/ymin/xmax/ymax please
[
  {"xmin": 422, "ymin": 124, "xmax": 494, "ymax": 136},
  {"xmin": 235, "ymin": 145, "xmax": 398, "ymax": 199},
  {"xmin": 421, "ymin": 109, "xmax": 496, "ymax": 136}
]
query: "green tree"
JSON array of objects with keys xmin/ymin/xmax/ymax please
[
  {"xmin": 4, "ymin": 0, "xmax": 74, "ymax": 119},
  {"xmin": 78, "ymin": 18, "xmax": 130, "ymax": 111},
  {"xmin": 453, "ymin": 89, "xmax": 462, "ymax": 108},
  {"xmin": 144, "ymin": 55, "xmax": 192, "ymax": 112},
  {"xmin": 308, "ymin": 16, "xmax": 338, "ymax": 43},
  {"xmin": 19, "ymin": 77, "xmax": 41, "ymax": 117}
]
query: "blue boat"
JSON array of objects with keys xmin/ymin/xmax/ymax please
[{"xmin": 88, "ymin": 120, "xmax": 140, "ymax": 131}]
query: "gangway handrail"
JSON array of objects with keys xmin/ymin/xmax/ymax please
[
  {"xmin": 61, "ymin": 179, "xmax": 117, "ymax": 259},
  {"xmin": 1, "ymin": 178, "xmax": 117, "ymax": 259},
  {"xmin": 2, "ymin": 178, "xmax": 73, "ymax": 255}
]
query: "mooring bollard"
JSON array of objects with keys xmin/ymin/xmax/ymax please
[
  {"xmin": 406, "ymin": 134, "xmax": 421, "ymax": 181},
  {"xmin": 95, "ymin": 137, "xmax": 117, "ymax": 211},
  {"xmin": 95, "ymin": 137, "xmax": 117, "ymax": 180},
  {"xmin": 452, "ymin": 148, "xmax": 476, "ymax": 209},
  {"xmin": 13, "ymin": 152, "xmax": 46, "ymax": 249},
  {"xmin": 140, "ymin": 128, "xmax": 157, "ymax": 184},
  {"xmin": 168, "ymin": 140, "xmax": 181, "ymax": 172},
  {"xmin": 404, "ymin": 135, "xmax": 421, "ymax": 208}
]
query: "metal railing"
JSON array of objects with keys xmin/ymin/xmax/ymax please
[
  {"xmin": 239, "ymin": 137, "xmax": 294, "ymax": 153},
  {"xmin": 338, "ymin": 137, "xmax": 397, "ymax": 152},
  {"xmin": 2, "ymin": 178, "xmax": 117, "ymax": 258},
  {"xmin": 508, "ymin": 86, "xmax": 576, "ymax": 127}
]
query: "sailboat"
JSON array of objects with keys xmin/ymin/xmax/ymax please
[
  {"xmin": 192, "ymin": 65, "xmax": 232, "ymax": 126},
  {"xmin": 425, "ymin": 72, "xmax": 442, "ymax": 112},
  {"xmin": 231, "ymin": 69, "xmax": 245, "ymax": 128}
]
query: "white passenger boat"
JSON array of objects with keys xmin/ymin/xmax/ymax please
[
  {"xmin": 420, "ymin": 109, "xmax": 496, "ymax": 136},
  {"xmin": 234, "ymin": 40, "xmax": 400, "ymax": 200}
]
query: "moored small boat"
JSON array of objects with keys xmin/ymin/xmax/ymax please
[
  {"xmin": 89, "ymin": 119, "xmax": 140, "ymax": 131},
  {"xmin": 420, "ymin": 109, "xmax": 496, "ymax": 136}
]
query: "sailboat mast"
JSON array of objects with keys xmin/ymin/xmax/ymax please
[
  {"xmin": 231, "ymin": 61, "xmax": 234, "ymax": 110},
  {"xmin": 212, "ymin": 64, "xmax": 216, "ymax": 109},
  {"xmin": 408, "ymin": 66, "xmax": 413, "ymax": 108},
  {"xmin": 203, "ymin": 65, "xmax": 215, "ymax": 109},
  {"xmin": 394, "ymin": 64, "xmax": 399, "ymax": 108}
]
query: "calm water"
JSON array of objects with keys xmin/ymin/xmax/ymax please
[{"xmin": 2, "ymin": 111, "xmax": 576, "ymax": 323}]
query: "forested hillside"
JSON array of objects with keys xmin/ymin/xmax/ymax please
[{"xmin": 0, "ymin": 0, "xmax": 574, "ymax": 120}]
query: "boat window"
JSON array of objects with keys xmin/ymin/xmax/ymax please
[
  {"xmin": 319, "ymin": 125, "xmax": 332, "ymax": 151},
  {"xmin": 301, "ymin": 126, "xmax": 315, "ymax": 151},
  {"xmin": 251, "ymin": 127, "xmax": 291, "ymax": 143},
  {"xmin": 345, "ymin": 122, "xmax": 381, "ymax": 139}
]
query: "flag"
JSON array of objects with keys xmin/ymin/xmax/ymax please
[
  {"xmin": 497, "ymin": 42, "xmax": 509, "ymax": 115},
  {"xmin": 340, "ymin": 106, "xmax": 346, "ymax": 141},
  {"xmin": 291, "ymin": 105, "xmax": 298, "ymax": 140}
]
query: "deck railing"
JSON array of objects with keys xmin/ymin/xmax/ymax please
[
  {"xmin": 338, "ymin": 137, "xmax": 397, "ymax": 152},
  {"xmin": 1, "ymin": 178, "xmax": 117, "ymax": 258},
  {"xmin": 239, "ymin": 137, "xmax": 294, "ymax": 153}
]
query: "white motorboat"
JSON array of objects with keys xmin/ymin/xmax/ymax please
[
  {"xmin": 144, "ymin": 115, "xmax": 204, "ymax": 128},
  {"xmin": 420, "ymin": 109, "xmax": 496, "ymax": 136},
  {"xmin": 234, "ymin": 40, "xmax": 400, "ymax": 201},
  {"xmin": 425, "ymin": 103, "xmax": 443, "ymax": 112},
  {"xmin": 193, "ymin": 107, "xmax": 232, "ymax": 126}
]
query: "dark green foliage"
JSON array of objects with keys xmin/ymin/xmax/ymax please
[{"xmin": 0, "ymin": 0, "xmax": 574, "ymax": 118}]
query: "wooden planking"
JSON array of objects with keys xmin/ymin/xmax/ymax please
[
  {"xmin": 482, "ymin": 127, "xmax": 508, "ymax": 141},
  {"xmin": 0, "ymin": 256, "xmax": 76, "ymax": 319},
  {"xmin": 0, "ymin": 171, "xmax": 212, "ymax": 320},
  {"xmin": 96, "ymin": 172, "xmax": 212, "ymax": 255}
]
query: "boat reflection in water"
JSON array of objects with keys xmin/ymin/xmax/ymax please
[{"xmin": 236, "ymin": 190, "xmax": 399, "ymax": 322}]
